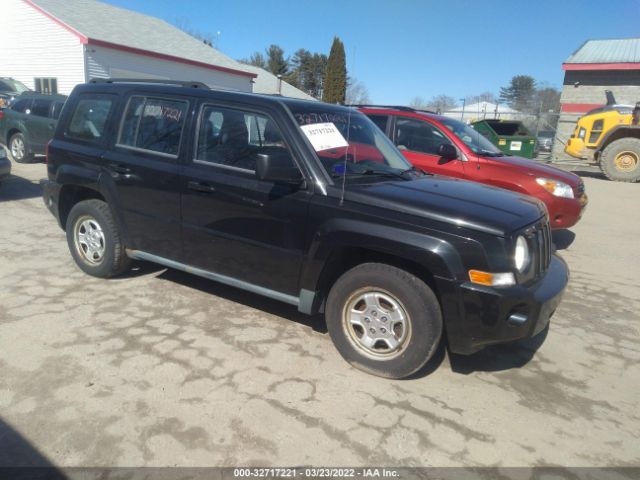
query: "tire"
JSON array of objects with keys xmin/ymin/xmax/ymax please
[
  {"xmin": 65, "ymin": 199, "xmax": 131, "ymax": 278},
  {"xmin": 8, "ymin": 132, "xmax": 33, "ymax": 163},
  {"xmin": 325, "ymin": 263, "xmax": 442, "ymax": 379},
  {"xmin": 600, "ymin": 138, "xmax": 640, "ymax": 182}
]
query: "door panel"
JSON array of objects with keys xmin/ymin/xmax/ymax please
[
  {"xmin": 101, "ymin": 94, "xmax": 189, "ymax": 259},
  {"xmin": 394, "ymin": 116, "xmax": 466, "ymax": 178},
  {"xmin": 180, "ymin": 104, "xmax": 310, "ymax": 296}
]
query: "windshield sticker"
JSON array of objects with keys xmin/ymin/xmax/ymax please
[
  {"xmin": 300, "ymin": 122, "xmax": 349, "ymax": 152},
  {"xmin": 295, "ymin": 112, "xmax": 348, "ymax": 125}
]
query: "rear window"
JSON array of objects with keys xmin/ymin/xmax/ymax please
[
  {"xmin": 51, "ymin": 101, "xmax": 65, "ymax": 120},
  {"xmin": 66, "ymin": 94, "xmax": 115, "ymax": 142},
  {"xmin": 31, "ymin": 98, "xmax": 52, "ymax": 117},
  {"xmin": 11, "ymin": 98, "xmax": 32, "ymax": 113},
  {"xmin": 117, "ymin": 96, "xmax": 188, "ymax": 157}
]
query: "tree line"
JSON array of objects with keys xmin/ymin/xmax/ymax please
[
  {"xmin": 410, "ymin": 75, "xmax": 560, "ymax": 116},
  {"xmin": 239, "ymin": 39, "xmax": 370, "ymax": 104}
]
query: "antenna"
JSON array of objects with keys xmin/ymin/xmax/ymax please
[
  {"xmin": 339, "ymin": 107, "xmax": 353, "ymax": 207},
  {"xmin": 340, "ymin": 45, "xmax": 357, "ymax": 206},
  {"xmin": 475, "ymin": 100, "xmax": 481, "ymax": 169}
]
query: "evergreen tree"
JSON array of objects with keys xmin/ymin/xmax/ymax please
[
  {"xmin": 499, "ymin": 75, "xmax": 536, "ymax": 112},
  {"xmin": 266, "ymin": 44, "xmax": 288, "ymax": 76},
  {"xmin": 322, "ymin": 37, "xmax": 347, "ymax": 104},
  {"xmin": 238, "ymin": 52, "xmax": 267, "ymax": 69}
]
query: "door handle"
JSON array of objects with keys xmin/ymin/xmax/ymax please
[
  {"xmin": 187, "ymin": 181, "xmax": 216, "ymax": 193},
  {"xmin": 108, "ymin": 163, "xmax": 131, "ymax": 174}
]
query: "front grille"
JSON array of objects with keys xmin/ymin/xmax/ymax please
[
  {"xmin": 519, "ymin": 218, "xmax": 552, "ymax": 281},
  {"xmin": 536, "ymin": 220, "xmax": 552, "ymax": 275}
]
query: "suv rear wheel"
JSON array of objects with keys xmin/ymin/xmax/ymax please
[
  {"xmin": 325, "ymin": 263, "xmax": 442, "ymax": 379},
  {"xmin": 8, "ymin": 132, "xmax": 33, "ymax": 163},
  {"xmin": 66, "ymin": 199, "xmax": 131, "ymax": 278}
]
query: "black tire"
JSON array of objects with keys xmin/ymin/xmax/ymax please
[
  {"xmin": 325, "ymin": 263, "xmax": 442, "ymax": 379},
  {"xmin": 600, "ymin": 138, "xmax": 640, "ymax": 182},
  {"xmin": 65, "ymin": 199, "xmax": 131, "ymax": 278},
  {"xmin": 8, "ymin": 132, "xmax": 34, "ymax": 163}
]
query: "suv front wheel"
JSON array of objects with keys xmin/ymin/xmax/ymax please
[
  {"xmin": 66, "ymin": 199, "xmax": 131, "ymax": 278},
  {"xmin": 326, "ymin": 263, "xmax": 442, "ymax": 379}
]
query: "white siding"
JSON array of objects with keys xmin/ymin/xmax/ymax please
[
  {"xmin": 86, "ymin": 45, "xmax": 253, "ymax": 92},
  {"xmin": 0, "ymin": 0, "xmax": 85, "ymax": 95}
]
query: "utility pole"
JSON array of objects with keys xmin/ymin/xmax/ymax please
[{"xmin": 460, "ymin": 98, "xmax": 466, "ymax": 122}]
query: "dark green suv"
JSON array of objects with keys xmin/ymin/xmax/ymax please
[{"xmin": 0, "ymin": 93, "xmax": 67, "ymax": 163}]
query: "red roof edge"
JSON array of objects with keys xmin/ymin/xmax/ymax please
[
  {"xmin": 563, "ymin": 62, "xmax": 640, "ymax": 71},
  {"xmin": 23, "ymin": 0, "xmax": 257, "ymax": 79},
  {"xmin": 86, "ymin": 39, "xmax": 257, "ymax": 78},
  {"xmin": 23, "ymin": 0, "xmax": 88, "ymax": 42}
]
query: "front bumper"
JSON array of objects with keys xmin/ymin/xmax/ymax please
[
  {"xmin": 40, "ymin": 178, "xmax": 62, "ymax": 227},
  {"xmin": 438, "ymin": 255, "xmax": 569, "ymax": 355},
  {"xmin": 547, "ymin": 193, "xmax": 588, "ymax": 229}
]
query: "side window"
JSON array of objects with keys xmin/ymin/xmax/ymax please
[
  {"xmin": 66, "ymin": 94, "xmax": 115, "ymax": 142},
  {"xmin": 118, "ymin": 96, "xmax": 188, "ymax": 156},
  {"xmin": 395, "ymin": 117, "xmax": 452, "ymax": 155},
  {"xmin": 31, "ymin": 98, "xmax": 52, "ymax": 118},
  {"xmin": 366, "ymin": 114, "xmax": 389, "ymax": 134},
  {"xmin": 11, "ymin": 98, "xmax": 32, "ymax": 114},
  {"xmin": 51, "ymin": 101, "xmax": 65, "ymax": 120},
  {"xmin": 195, "ymin": 105, "xmax": 290, "ymax": 172}
]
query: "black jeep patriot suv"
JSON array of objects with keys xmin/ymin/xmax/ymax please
[{"xmin": 41, "ymin": 79, "xmax": 568, "ymax": 378}]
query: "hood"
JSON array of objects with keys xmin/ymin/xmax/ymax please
[
  {"xmin": 347, "ymin": 175, "xmax": 546, "ymax": 236},
  {"xmin": 484, "ymin": 155, "xmax": 580, "ymax": 186}
]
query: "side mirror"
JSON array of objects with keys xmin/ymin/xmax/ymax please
[
  {"xmin": 256, "ymin": 152, "xmax": 303, "ymax": 185},
  {"xmin": 438, "ymin": 143, "xmax": 458, "ymax": 161}
]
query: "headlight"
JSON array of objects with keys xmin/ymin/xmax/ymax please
[
  {"xmin": 514, "ymin": 235, "xmax": 530, "ymax": 272},
  {"xmin": 536, "ymin": 177, "xmax": 574, "ymax": 198}
]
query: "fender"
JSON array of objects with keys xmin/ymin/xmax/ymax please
[
  {"xmin": 482, "ymin": 179, "xmax": 529, "ymax": 195},
  {"xmin": 297, "ymin": 218, "xmax": 466, "ymax": 314},
  {"xmin": 597, "ymin": 125, "xmax": 640, "ymax": 154},
  {"xmin": 55, "ymin": 164, "xmax": 131, "ymax": 247}
]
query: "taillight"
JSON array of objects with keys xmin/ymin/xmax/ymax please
[{"xmin": 0, "ymin": 111, "xmax": 4, "ymax": 120}]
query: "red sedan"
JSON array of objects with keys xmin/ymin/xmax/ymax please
[{"xmin": 359, "ymin": 106, "xmax": 588, "ymax": 229}]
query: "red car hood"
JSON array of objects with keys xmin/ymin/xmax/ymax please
[{"xmin": 485, "ymin": 155, "xmax": 581, "ymax": 186}]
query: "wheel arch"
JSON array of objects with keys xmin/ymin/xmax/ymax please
[
  {"xmin": 298, "ymin": 222, "xmax": 465, "ymax": 315},
  {"xmin": 596, "ymin": 126, "xmax": 640, "ymax": 157},
  {"xmin": 58, "ymin": 184, "xmax": 106, "ymax": 231}
]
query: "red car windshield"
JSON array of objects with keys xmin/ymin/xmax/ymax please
[
  {"xmin": 439, "ymin": 117, "xmax": 503, "ymax": 156},
  {"xmin": 287, "ymin": 104, "xmax": 413, "ymax": 178}
]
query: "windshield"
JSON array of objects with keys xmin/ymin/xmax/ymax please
[
  {"xmin": 287, "ymin": 103, "xmax": 414, "ymax": 180},
  {"xmin": 439, "ymin": 117, "xmax": 502, "ymax": 155},
  {"xmin": 0, "ymin": 79, "xmax": 30, "ymax": 94}
]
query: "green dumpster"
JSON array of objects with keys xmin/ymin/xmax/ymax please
[{"xmin": 471, "ymin": 119, "xmax": 536, "ymax": 158}]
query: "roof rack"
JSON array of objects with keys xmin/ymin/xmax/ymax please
[
  {"xmin": 89, "ymin": 78, "xmax": 210, "ymax": 89},
  {"xmin": 350, "ymin": 104, "xmax": 436, "ymax": 114}
]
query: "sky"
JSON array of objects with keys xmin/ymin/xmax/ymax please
[{"xmin": 102, "ymin": 0, "xmax": 640, "ymax": 105}]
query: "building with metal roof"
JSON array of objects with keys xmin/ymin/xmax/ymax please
[
  {"xmin": 553, "ymin": 38, "xmax": 640, "ymax": 161},
  {"xmin": 0, "ymin": 0, "xmax": 257, "ymax": 95}
]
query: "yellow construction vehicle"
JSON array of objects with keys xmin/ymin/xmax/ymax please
[{"xmin": 565, "ymin": 91, "xmax": 640, "ymax": 182}]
